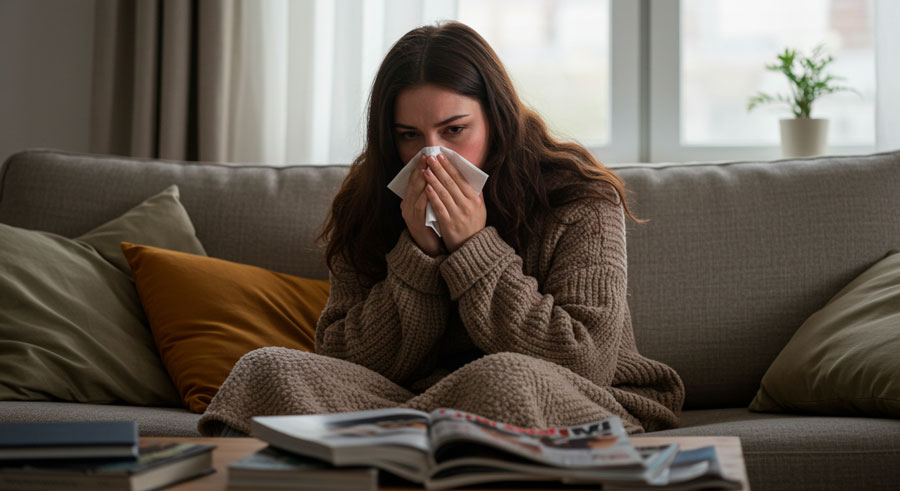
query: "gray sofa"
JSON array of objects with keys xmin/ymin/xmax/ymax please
[{"xmin": 2, "ymin": 148, "xmax": 899, "ymax": 490}]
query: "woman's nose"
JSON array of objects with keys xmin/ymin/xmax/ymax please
[{"xmin": 423, "ymin": 133, "xmax": 443, "ymax": 148}]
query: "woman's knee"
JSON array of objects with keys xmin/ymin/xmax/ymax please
[
  {"xmin": 465, "ymin": 352, "xmax": 540, "ymax": 372},
  {"xmin": 236, "ymin": 346, "xmax": 318, "ymax": 371}
]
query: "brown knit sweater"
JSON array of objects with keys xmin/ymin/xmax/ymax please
[{"xmin": 198, "ymin": 181, "xmax": 684, "ymax": 436}]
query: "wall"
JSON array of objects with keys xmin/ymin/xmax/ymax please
[{"xmin": 0, "ymin": 0, "xmax": 95, "ymax": 163}]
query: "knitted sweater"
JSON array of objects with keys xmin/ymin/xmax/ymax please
[{"xmin": 198, "ymin": 181, "xmax": 684, "ymax": 436}]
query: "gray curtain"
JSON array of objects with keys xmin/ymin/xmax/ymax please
[{"xmin": 90, "ymin": 0, "xmax": 235, "ymax": 161}]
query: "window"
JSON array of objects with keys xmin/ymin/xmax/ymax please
[
  {"xmin": 650, "ymin": 0, "xmax": 887, "ymax": 161},
  {"xmin": 280, "ymin": 0, "xmax": 896, "ymax": 165},
  {"xmin": 459, "ymin": 0, "xmax": 611, "ymax": 146},
  {"xmin": 452, "ymin": 0, "xmax": 894, "ymax": 162},
  {"xmin": 457, "ymin": 0, "xmax": 640, "ymax": 163},
  {"xmin": 680, "ymin": 0, "xmax": 875, "ymax": 147}
]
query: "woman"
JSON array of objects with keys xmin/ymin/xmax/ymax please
[{"xmin": 198, "ymin": 22, "xmax": 683, "ymax": 436}]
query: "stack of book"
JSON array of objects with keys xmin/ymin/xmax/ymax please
[
  {"xmin": 228, "ymin": 407, "xmax": 742, "ymax": 490},
  {"xmin": 0, "ymin": 421, "xmax": 214, "ymax": 491}
]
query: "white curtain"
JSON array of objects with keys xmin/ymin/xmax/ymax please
[{"xmin": 223, "ymin": 0, "xmax": 458, "ymax": 166}]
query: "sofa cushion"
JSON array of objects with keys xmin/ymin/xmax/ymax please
[
  {"xmin": 648, "ymin": 408, "xmax": 900, "ymax": 491},
  {"xmin": 749, "ymin": 249, "xmax": 900, "ymax": 417},
  {"xmin": 121, "ymin": 243, "xmax": 329, "ymax": 413},
  {"xmin": 0, "ymin": 186, "xmax": 205, "ymax": 406}
]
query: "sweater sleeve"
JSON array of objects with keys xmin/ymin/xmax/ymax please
[
  {"xmin": 315, "ymin": 230, "xmax": 450, "ymax": 384},
  {"xmin": 439, "ymin": 197, "xmax": 628, "ymax": 387}
]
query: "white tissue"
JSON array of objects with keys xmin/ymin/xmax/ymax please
[{"xmin": 386, "ymin": 146, "xmax": 489, "ymax": 237}]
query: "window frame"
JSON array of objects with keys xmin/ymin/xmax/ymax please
[
  {"xmin": 648, "ymin": 0, "xmax": 879, "ymax": 162},
  {"xmin": 586, "ymin": 0, "xmax": 643, "ymax": 163},
  {"xmin": 875, "ymin": 0, "xmax": 900, "ymax": 152}
]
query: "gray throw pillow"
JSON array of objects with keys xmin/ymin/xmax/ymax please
[
  {"xmin": 0, "ymin": 185, "xmax": 206, "ymax": 406},
  {"xmin": 750, "ymin": 249, "xmax": 900, "ymax": 417}
]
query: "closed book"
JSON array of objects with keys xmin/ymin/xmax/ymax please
[
  {"xmin": 228, "ymin": 445, "xmax": 377, "ymax": 490},
  {"xmin": 0, "ymin": 422, "xmax": 138, "ymax": 463},
  {"xmin": 0, "ymin": 441, "xmax": 215, "ymax": 491}
]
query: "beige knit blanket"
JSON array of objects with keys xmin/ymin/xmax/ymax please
[
  {"xmin": 199, "ymin": 190, "xmax": 684, "ymax": 436},
  {"xmin": 199, "ymin": 348, "xmax": 680, "ymax": 436}
]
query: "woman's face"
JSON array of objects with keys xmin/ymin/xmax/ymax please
[{"xmin": 393, "ymin": 84, "xmax": 489, "ymax": 169}]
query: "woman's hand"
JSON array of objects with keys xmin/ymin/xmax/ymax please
[
  {"xmin": 401, "ymin": 154, "xmax": 443, "ymax": 256},
  {"xmin": 423, "ymin": 153, "xmax": 487, "ymax": 253}
]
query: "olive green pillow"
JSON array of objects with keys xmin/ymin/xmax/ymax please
[
  {"xmin": 750, "ymin": 249, "xmax": 900, "ymax": 417},
  {"xmin": 0, "ymin": 185, "xmax": 206, "ymax": 406}
]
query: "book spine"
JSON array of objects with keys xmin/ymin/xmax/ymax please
[{"xmin": 0, "ymin": 475, "xmax": 126, "ymax": 491}]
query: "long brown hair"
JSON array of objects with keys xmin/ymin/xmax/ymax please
[{"xmin": 320, "ymin": 21, "xmax": 636, "ymax": 285}]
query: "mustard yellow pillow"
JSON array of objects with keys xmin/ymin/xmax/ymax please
[{"xmin": 121, "ymin": 243, "xmax": 329, "ymax": 413}]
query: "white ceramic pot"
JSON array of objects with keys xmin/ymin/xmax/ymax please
[{"xmin": 779, "ymin": 118, "xmax": 828, "ymax": 158}]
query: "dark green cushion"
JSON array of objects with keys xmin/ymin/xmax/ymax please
[
  {"xmin": 750, "ymin": 249, "xmax": 900, "ymax": 417},
  {"xmin": 0, "ymin": 185, "xmax": 206, "ymax": 406}
]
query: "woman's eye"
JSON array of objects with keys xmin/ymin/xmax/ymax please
[
  {"xmin": 446, "ymin": 126, "xmax": 464, "ymax": 135},
  {"xmin": 399, "ymin": 131, "xmax": 418, "ymax": 140}
]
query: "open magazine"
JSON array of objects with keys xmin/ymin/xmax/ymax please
[{"xmin": 250, "ymin": 408, "xmax": 678, "ymax": 489}]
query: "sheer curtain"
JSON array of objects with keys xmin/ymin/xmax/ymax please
[{"xmin": 238, "ymin": 0, "xmax": 457, "ymax": 165}]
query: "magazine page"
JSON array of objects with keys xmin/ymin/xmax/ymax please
[
  {"xmin": 251, "ymin": 408, "xmax": 431, "ymax": 476},
  {"xmin": 427, "ymin": 443, "xmax": 678, "ymax": 490},
  {"xmin": 426, "ymin": 466, "xmax": 550, "ymax": 490},
  {"xmin": 559, "ymin": 444, "xmax": 679, "ymax": 485},
  {"xmin": 427, "ymin": 409, "xmax": 643, "ymax": 469},
  {"xmin": 253, "ymin": 408, "xmax": 430, "ymax": 451}
]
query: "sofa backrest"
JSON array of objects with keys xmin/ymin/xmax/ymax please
[
  {"xmin": 616, "ymin": 151, "xmax": 900, "ymax": 408},
  {"xmin": 3, "ymin": 149, "xmax": 899, "ymax": 409},
  {"xmin": 0, "ymin": 150, "xmax": 347, "ymax": 280}
]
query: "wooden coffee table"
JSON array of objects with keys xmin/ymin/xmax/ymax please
[{"xmin": 147, "ymin": 435, "xmax": 750, "ymax": 490}]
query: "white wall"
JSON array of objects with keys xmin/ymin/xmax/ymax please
[{"xmin": 0, "ymin": 0, "xmax": 95, "ymax": 163}]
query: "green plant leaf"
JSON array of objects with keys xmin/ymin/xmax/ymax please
[{"xmin": 746, "ymin": 44, "xmax": 857, "ymax": 118}]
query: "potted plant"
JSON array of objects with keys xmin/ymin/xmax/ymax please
[{"xmin": 747, "ymin": 45, "xmax": 858, "ymax": 158}]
